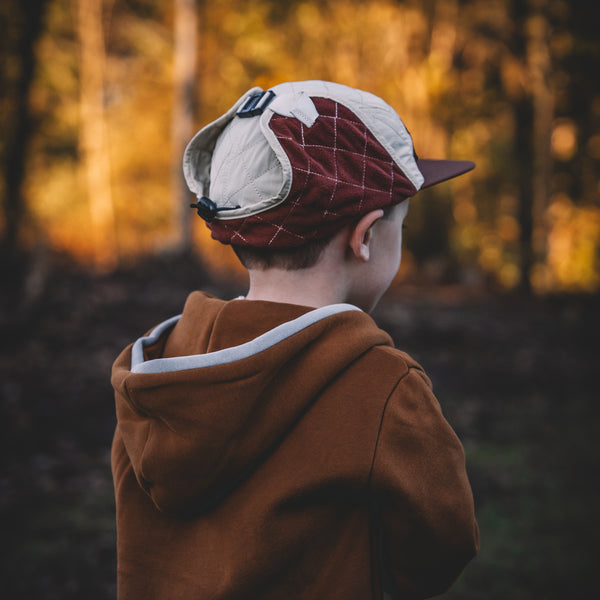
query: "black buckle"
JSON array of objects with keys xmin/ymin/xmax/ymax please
[{"xmin": 237, "ymin": 90, "xmax": 276, "ymax": 118}]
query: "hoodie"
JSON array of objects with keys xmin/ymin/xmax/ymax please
[{"xmin": 111, "ymin": 291, "xmax": 478, "ymax": 600}]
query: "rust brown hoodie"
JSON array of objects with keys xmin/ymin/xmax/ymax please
[{"xmin": 111, "ymin": 291, "xmax": 478, "ymax": 599}]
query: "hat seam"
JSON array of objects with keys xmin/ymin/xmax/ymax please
[
  {"xmin": 323, "ymin": 101, "xmax": 340, "ymax": 218},
  {"xmin": 358, "ymin": 120, "xmax": 368, "ymax": 214}
]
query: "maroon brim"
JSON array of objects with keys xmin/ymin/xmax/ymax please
[{"xmin": 416, "ymin": 159, "xmax": 475, "ymax": 189}]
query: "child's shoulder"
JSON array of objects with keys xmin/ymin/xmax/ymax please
[{"xmin": 370, "ymin": 343, "xmax": 432, "ymax": 388}]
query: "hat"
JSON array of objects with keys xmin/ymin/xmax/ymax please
[{"xmin": 183, "ymin": 80, "xmax": 474, "ymax": 248}]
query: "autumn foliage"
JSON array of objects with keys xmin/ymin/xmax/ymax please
[{"xmin": 2, "ymin": 0, "xmax": 600, "ymax": 292}]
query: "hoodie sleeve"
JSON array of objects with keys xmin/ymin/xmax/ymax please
[{"xmin": 369, "ymin": 364, "xmax": 479, "ymax": 599}]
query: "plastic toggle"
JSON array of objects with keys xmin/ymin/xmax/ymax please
[
  {"xmin": 190, "ymin": 197, "xmax": 240, "ymax": 222},
  {"xmin": 190, "ymin": 196, "xmax": 218, "ymax": 221}
]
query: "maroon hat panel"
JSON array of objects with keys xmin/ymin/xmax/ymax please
[{"xmin": 207, "ymin": 98, "xmax": 417, "ymax": 248}]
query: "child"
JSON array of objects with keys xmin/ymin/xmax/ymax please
[{"xmin": 111, "ymin": 80, "xmax": 479, "ymax": 599}]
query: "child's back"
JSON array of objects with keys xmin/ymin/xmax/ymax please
[{"xmin": 111, "ymin": 80, "xmax": 479, "ymax": 599}]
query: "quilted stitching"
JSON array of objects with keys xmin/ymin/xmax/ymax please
[
  {"xmin": 274, "ymin": 82, "xmax": 422, "ymax": 188},
  {"xmin": 211, "ymin": 120, "xmax": 282, "ymax": 209},
  {"xmin": 207, "ymin": 98, "xmax": 417, "ymax": 248}
]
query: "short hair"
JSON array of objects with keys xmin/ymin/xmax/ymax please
[
  {"xmin": 230, "ymin": 204, "xmax": 400, "ymax": 271},
  {"xmin": 231, "ymin": 236, "xmax": 332, "ymax": 271}
]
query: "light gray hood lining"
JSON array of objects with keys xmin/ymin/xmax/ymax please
[{"xmin": 130, "ymin": 303, "xmax": 361, "ymax": 375}]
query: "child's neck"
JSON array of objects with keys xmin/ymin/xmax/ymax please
[{"xmin": 245, "ymin": 265, "xmax": 348, "ymax": 309}]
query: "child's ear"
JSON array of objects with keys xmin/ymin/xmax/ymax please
[{"xmin": 349, "ymin": 209, "xmax": 384, "ymax": 262}]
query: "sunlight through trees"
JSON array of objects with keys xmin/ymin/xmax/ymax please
[{"xmin": 1, "ymin": 0, "xmax": 599, "ymax": 293}]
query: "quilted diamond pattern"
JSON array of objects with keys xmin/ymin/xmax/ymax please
[
  {"xmin": 208, "ymin": 98, "xmax": 417, "ymax": 248},
  {"xmin": 210, "ymin": 116, "xmax": 283, "ymax": 213}
]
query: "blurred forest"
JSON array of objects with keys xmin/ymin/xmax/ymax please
[
  {"xmin": 2, "ymin": 0, "xmax": 600, "ymax": 291},
  {"xmin": 1, "ymin": 0, "xmax": 599, "ymax": 598}
]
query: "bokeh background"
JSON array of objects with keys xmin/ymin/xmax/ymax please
[{"xmin": 1, "ymin": 0, "xmax": 599, "ymax": 598}]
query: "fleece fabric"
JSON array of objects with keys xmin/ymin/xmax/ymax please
[{"xmin": 111, "ymin": 291, "xmax": 478, "ymax": 600}]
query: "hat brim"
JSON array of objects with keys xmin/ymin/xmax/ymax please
[{"xmin": 416, "ymin": 159, "xmax": 475, "ymax": 189}]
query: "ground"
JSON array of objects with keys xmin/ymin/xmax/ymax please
[{"xmin": 1, "ymin": 252, "xmax": 598, "ymax": 599}]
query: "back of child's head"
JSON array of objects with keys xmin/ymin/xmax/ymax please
[{"xmin": 183, "ymin": 80, "xmax": 474, "ymax": 270}]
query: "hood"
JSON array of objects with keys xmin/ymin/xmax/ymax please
[{"xmin": 111, "ymin": 292, "xmax": 392, "ymax": 515}]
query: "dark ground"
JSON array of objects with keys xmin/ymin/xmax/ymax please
[{"xmin": 1, "ymin": 252, "xmax": 598, "ymax": 599}]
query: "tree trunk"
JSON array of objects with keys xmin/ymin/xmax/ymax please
[
  {"xmin": 1, "ymin": 0, "xmax": 48, "ymax": 263},
  {"xmin": 512, "ymin": 0, "xmax": 553, "ymax": 293},
  {"xmin": 170, "ymin": 0, "xmax": 198, "ymax": 253},
  {"xmin": 77, "ymin": 0, "xmax": 118, "ymax": 269},
  {"xmin": 515, "ymin": 94, "xmax": 535, "ymax": 294},
  {"xmin": 527, "ymin": 3, "xmax": 553, "ymax": 283}
]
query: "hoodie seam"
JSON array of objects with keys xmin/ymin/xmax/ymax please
[
  {"xmin": 123, "ymin": 376, "xmax": 151, "ymax": 417},
  {"xmin": 366, "ymin": 362, "xmax": 413, "ymax": 600},
  {"xmin": 366, "ymin": 366, "xmax": 411, "ymax": 491},
  {"xmin": 137, "ymin": 421, "xmax": 155, "ymax": 495}
]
